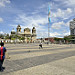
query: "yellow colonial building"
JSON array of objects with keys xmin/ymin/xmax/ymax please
[{"xmin": 11, "ymin": 25, "xmax": 36, "ymax": 43}]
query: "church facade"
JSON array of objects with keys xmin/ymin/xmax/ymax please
[{"xmin": 11, "ymin": 25, "xmax": 36, "ymax": 43}]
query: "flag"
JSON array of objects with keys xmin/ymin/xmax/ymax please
[{"xmin": 48, "ymin": 5, "xmax": 51, "ymax": 23}]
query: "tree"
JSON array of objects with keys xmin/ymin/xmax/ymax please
[
  {"xmin": 5, "ymin": 34, "xmax": 10, "ymax": 39},
  {"xmin": 54, "ymin": 37, "xmax": 63, "ymax": 41},
  {"xmin": 64, "ymin": 35, "xmax": 72, "ymax": 42},
  {"xmin": 0, "ymin": 34, "xmax": 4, "ymax": 39},
  {"xmin": 20, "ymin": 36, "xmax": 25, "ymax": 40}
]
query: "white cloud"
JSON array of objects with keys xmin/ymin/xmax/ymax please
[
  {"xmin": 0, "ymin": 0, "xmax": 10, "ymax": 7},
  {"xmin": 14, "ymin": 14, "xmax": 48, "ymax": 30},
  {"xmin": 32, "ymin": 10, "xmax": 40, "ymax": 15},
  {"xmin": 54, "ymin": 0, "xmax": 75, "ymax": 7},
  {"xmin": 51, "ymin": 24, "xmax": 61, "ymax": 29},
  {"xmin": 66, "ymin": 8, "xmax": 72, "ymax": 13},
  {"xmin": 51, "ymin": 21, "xmax": 65, "ymax": 29},
  {"xmin": 0, "ymin": 31, "xmax": 4, "ymax": 34},
  {"xmin": 39, "ymin": 4, "xmax": 46, "ymax": 9},
  {"xmin": 49, "ymin": 0, "xmax": 74, "ymax": 23},
  {"xmin": 5, "ymin": 0, "xmax": 10, "ymax": 3},
  {"xmin": 32, "ymin": 3, "xmax": 48, "ymax": 15},
  {"xmin": 50, "ymin": 32, "xmax": 61, "ymax": 37},
  {"xmin": 51, "ymin": 19, "xmax": 72, "ymax": 30},
  {"xmin": 50, "ymin": 31, "xmax": 70, "ymax": 37},
  {"xmin": 10, "ymin": 24, "xmax": 17, "ymax": 28},
  {"xmin": 52, "ymin": 8, "xmax": 72, "ymax": 20},
  {"xmin": 64, "ymin": 19, "xmax": 72, "ymax": 27},
  {"xmin": 0, "ymin": 17, "xmax": 3, "ymax": 22},
  {"xmin": 65, "ymin": 0, "xmax": 75, "ymax": 7},
  {"xmin": 64, "ymin": 32, "xmax": 70, "ymax": 36}
]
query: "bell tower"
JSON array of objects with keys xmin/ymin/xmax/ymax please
[
  {"xmin": 16, "ymin": 24, "xmax": 21, "ymax": 33},
  {"xmin": 32, "ymin": 27, "xmax": 36, "ymax": 35},
  {"xmin": 32, "ymin": 27, "xmax": 36, "ymax": 42}
]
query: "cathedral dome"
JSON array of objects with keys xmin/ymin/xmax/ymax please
[
  {"xmin": 11, "ymin": 28, "xmax": 16, "ymax": 34},
  {"xmin": 24, "ymin": 28, "xmax": 30, "ymax": 32}
]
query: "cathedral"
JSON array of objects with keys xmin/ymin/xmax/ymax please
[{"xmin": 11, "ymin": 25, "xmax": 36, "ymax": 43}]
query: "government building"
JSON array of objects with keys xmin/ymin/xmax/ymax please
[
  {"xmin": 11, "ymin": 25, "xmax": 37, "ymax": 43},
  {"xmin": 70, "ymin": 18, "xmax": 75, "ymax": 35},
  {"xmin": 70, "ymin": 18, "xmax": 75, "ymax": 43}
]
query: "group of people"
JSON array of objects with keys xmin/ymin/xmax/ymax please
[{"xmin": 0, "ymin": 41, "xmax": 6, "ymax": 72}]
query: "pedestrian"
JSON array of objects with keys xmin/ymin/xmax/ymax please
[
  {"xmin": 0, "ymin": 42, "xmax": 7, "ymax": 72},
  {"xmin": 39, "ymin": 43, "xmax": 43, "ymax": 49},
  {"xmin": 0, "ymin": 41, "xmax": 2, "ymax": 47}
]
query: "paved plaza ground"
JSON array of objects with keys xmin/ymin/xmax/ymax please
[{"xmin": 0, "ymin": 43, "xmax": 75, "ymax": 75}]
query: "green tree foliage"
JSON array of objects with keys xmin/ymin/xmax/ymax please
[
  {"xmin": 0, "ymin": 33, "xmax": 25, "ymax": 41},
  {"xmin": 0, "ymin": 34, "xmax": 4, "ymax": 39},
  {"xmin": 5, "ymin": 34, "xmax": 9, "ymax": 39},
  {"xmin": 54, "ymin": 37, "xmax": 63, "ymax": 41},
  {"xmin": 64, "ymin": 35, "xmax": 72, "ymax": 41},
  {"xmin": 10, "ymin": 35, "xmax": 25, "ymax": 40},
  {"xmin": 20, "ymin": 36, "xmax": 25, "ymax": 40},
  {"xmin": 11, "ymin": 38, "xmax": 16, "ymax": 40}
]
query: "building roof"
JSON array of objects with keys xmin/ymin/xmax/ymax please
[
  {"xmin": 24, "ymin": 28, "xmax": 30, "ymax": 32},
  {"xmin": 11, "ymin": 28, "xmax": 15, "ymax": 34},
  {"xmin": 32, "ymin": 27, "xmax": 36, "ymax": 30},
  {"xmin": 17, "ymin": 24, "xmax": 21, "ymax": 28}
]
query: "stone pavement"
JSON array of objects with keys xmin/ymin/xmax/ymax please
[{"xmin": 0, "ymin": 43, "xmax": 75, "ymax": 75}]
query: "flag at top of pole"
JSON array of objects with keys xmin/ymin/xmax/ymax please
[{"xmin": 48, "ymin": 4, "xmax": 51, "ymax": 23}]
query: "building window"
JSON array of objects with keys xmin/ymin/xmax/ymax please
[{"xmin": 19, "ymin": 29, "xmax": 20, "ymax": 32}]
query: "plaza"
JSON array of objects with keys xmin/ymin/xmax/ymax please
[
  {"xmin": 0, "ymin": 0, "xmax": 75, "ymax": 74},
  {"xmin": 0, "ymin": 43, "xmax": 75, "ymax": 75}
]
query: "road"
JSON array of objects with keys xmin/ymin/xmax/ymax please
[{"xmin": 0, "ymin": 43, "xmax": 75, "ymax": 75}]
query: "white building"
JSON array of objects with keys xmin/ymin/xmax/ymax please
[{"xmin": 70, "ymin": 18, "xmax": 75, "ymax": 35}]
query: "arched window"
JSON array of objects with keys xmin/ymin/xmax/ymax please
[{"xmin": 19, "ymin": 29, "xmax": 20, "ymax": 32}]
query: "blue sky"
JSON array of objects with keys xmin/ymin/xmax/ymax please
[{"xmin": 0, "ymin": 0, "xmax": 75, "ymax": 38}]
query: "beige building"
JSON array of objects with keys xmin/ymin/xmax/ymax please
[{"xmin": 11, "ymin": 25, "xmax": 36, "ymax": 43}]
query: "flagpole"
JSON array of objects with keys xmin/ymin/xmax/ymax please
[
  {"xmin": 48, "ymin": 19, "xmax": 50, "ymax": 44},
  {"xmin": 48, "ymin": 4, "xmax": 50, "ymax": 44}
]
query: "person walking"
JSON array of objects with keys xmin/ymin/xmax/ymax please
[
  {"xmin": 39, "ymin": 43, "xmax": 43, "ymax": 49},
  {"xmin": 0, "ymin": 42, "xmax": 7, "ymax": 72}
]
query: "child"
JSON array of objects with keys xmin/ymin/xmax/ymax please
[{"xmin": 0, "ymin": 42, "xmax": 6, "ymax": 72}]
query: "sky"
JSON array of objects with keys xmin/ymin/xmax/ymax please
[{"xmin": 0, "ymin": 0, "xmax": 75, "ymax": 38}]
